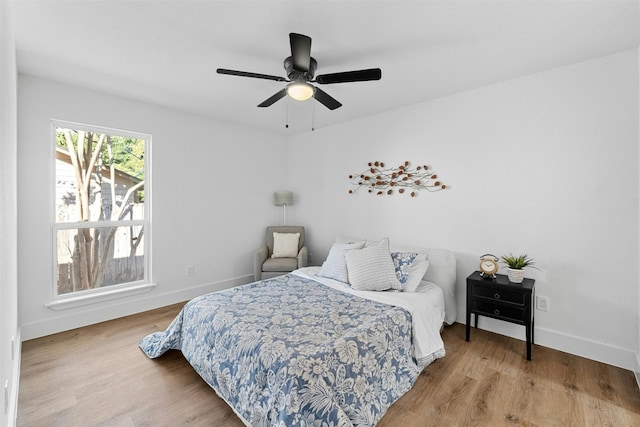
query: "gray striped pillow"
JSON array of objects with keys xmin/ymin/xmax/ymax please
[
  {"xmin": 318, "ymin": 241, "xmax": 365, "ymax": 283},
  {"xmin": 345, "ymin": 237, "xmax": 401, "ymax": 291}
]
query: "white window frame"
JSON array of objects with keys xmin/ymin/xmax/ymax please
[{"xmin": 47, "ymin": 119, "xmax": 154, "ymax": 310}]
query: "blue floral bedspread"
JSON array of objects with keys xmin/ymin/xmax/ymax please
[{"xmin": 139, "ymin": 274, "xmax": 422, "ymax": 426}]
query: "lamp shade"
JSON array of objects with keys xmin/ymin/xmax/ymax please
[{"xmin": 274, "ymin": 191, "xmax": 294, "ymax": 206}]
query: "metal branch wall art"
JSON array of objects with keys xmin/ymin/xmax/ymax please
[{"xmin": 348, "ymin": 161, "xmax": 446, "ymax": 197}]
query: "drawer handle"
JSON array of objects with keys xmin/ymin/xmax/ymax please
[
  {"xmin": 493, "ymin": 309, "xmax": 501, "ymax": 316},
  {"xmin": 494, "ymin": 293, "xmax": 501, "ymax": 300}
]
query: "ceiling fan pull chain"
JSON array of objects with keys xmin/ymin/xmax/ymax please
[
  {"xmin": 311, "ymin": 96, "xmax": 315, "ymax": 131},
  {"xmin": 285, "ymin": 102, "xmax": 289, "ymax": 129}
]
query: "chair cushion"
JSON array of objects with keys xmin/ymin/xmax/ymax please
[
  {"xmin": 262, "ymin": 257, "xmax": 299, "ymax": 272},
  {"xmin": 267, "ymin": 226, "xmax": 305, "ymax": 254},
  {"xmin": 271, "ymin": 232, "xmax": 300, "ymax": 258}
]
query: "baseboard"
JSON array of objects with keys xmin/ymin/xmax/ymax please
[
  {"xmin": 535, "ymin": 326, "xmax": 637, "ymax": 371},
  {"xmin": 475, "ymin": 317, "xmax": 638, "ymax": 372},
  {"xmin": 20, "ymin": 275, "xmax": 254, "ymax": 341},
  {"xmin": 7, "ymin": 328, "xmax": 21, "ymax": 427}
]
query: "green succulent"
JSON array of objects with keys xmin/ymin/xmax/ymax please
[{"xmin": 500, "ymin": 253, "xmax": 538, "ymax": 270}]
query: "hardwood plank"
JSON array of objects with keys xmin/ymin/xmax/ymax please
[{"xmin": 17, "ymin": 304, "xmax": 640, "ymax": 426}]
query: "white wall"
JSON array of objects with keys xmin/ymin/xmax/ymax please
[
  {"xmin": 288, "ymin": 50, "xmax": 639, "ymax": 370},
  {"xmin": 0, "ymin": 1, "xmax": 19, "ymax": 425},
  {"xmin": 637, "ymin": 45, "xmax": 640, "ymax": 383},
  {"xmin": 17, "ymin": 75, "xmax": 288, "ymax": 340}
]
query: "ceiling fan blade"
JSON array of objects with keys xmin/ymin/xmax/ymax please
[
  {"xmin": 257, "ymin": 89, "xmax": 287, "ymax": 107},
  {"xmin": 313, "ymin": 87, "xmax": 342, "ymax": 110},
  {"xmin": 315, "ymin": 68, "xmax": 382, "ymax": 84},
  {"xmin": 289, "ymin": 33, "xmax": 312, "ymax": 72},
  {"xmin": 217, "ymin": 68, "xmax": 287, "ymax": 82}
]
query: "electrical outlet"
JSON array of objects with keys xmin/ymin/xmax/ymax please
[
  {"xmin": 536, "ymin": 295, "xmax": 549, "ymax": 312},
  {"xmin": 186, "ymin": 265, "xmax": 195, "ymax": 277}
]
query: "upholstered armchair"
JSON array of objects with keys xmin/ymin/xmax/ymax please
[{"xmin": 254, "ymin": 226, "xmax": 308, "ymax": 281}]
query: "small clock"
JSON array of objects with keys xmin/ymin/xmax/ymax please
[{"xmin": 479, "ymin": 254, "xmax": 499, "ymax": 278}]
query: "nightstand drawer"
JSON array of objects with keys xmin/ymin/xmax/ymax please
[
  {"xmin": 472, "ymin": 300, "xmax": 526, "ymax": 322},
  {"xmin": 472, "ymin": 286, "xmax": 524, "ymax": 305}
]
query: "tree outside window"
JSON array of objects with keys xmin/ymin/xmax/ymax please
[{"xmin": 53, "ymin": 121, "xmax": 149, "ymax": 296}]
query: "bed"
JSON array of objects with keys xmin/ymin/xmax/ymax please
[{"xmin": 140, "ymin": 238, "xmax": 456, "ymax": 426}]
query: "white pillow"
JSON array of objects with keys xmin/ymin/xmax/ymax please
[
  {"xmin": 414, "ymin": 253, "xmax": 427, "ymax": 262},
  {"xmin": 271, "ymin": 232, "xmax": 300, "ymax": 258},
  {"xmin": 345, "ymin": 237, "xmax": 401, "ymax": 291},
  {"xmin": 404, "ymin": 260, "xmax": 430, "ymax": 292},
  {"xmin": 318, "ymin": 241, "xmax": 365, "ymax": 283}
]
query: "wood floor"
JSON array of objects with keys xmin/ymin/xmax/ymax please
[{"xmin": 17, "ymin": 303, "xmax": 640, "ymax": 427}]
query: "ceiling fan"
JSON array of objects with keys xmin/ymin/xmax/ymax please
[{"xmin": 217, "ymin": 33, "xmax": 382, "ymax": 110}]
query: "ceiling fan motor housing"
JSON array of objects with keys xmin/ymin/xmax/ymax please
[{"xmin": 284, "ymin": 56, "xmax": 317, "ymax": 81}]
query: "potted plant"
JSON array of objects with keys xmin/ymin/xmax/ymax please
[{"xmin": 500, "ymin": 253, "xmax": 538, "ymax": 283}]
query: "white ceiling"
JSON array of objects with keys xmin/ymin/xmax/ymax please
[{"xmin": 10, "ymin": 1, "xmax": 640, "ymax": 135}]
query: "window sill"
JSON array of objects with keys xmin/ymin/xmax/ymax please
[{"xmin": 45, "ymin": 282, "xmax": 156, "ymax": 311}]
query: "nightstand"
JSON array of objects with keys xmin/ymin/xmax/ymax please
[{"xmin": 465, "ymin": 271, "xmax": 535, "ymax": 360}]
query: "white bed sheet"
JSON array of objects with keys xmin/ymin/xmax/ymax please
[{"xmin": 293, "ymin": 266, "xmax": 446, "ymax": 368}]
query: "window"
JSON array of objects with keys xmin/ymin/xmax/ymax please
[{"xmin": 52, "ymin": 120, "xmax": 151, "ymax": 303}]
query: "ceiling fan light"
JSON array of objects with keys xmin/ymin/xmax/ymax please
[{"xmin": 286, "ymin": 82, "xmax": 314, "ymax": 101}]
